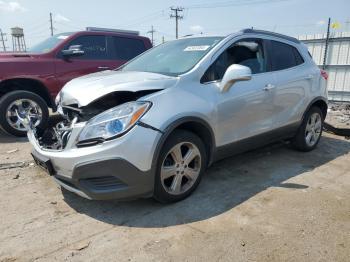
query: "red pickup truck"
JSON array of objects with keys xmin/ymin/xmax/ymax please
[{"xmin": 0, "ymin": 29, "xmax": 152, "ymax": 136}]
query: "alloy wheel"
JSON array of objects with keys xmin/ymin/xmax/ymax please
[
  {"xmin": 305, "ymin": 112, "xmax": 322, "ymax": 147},
  {"xmin": 160, "ymin": 142, "xmax": 202, "ymax": 195},
  {"xmin": 6, "ymin": 99, "xmax": 43, "ymax": 131}
]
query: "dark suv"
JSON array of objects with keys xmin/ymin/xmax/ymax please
[{"xmin": 0, "ymin": 28, "xmax": 152, "ymax": 136}]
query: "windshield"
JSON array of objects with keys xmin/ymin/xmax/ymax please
[
  {"xmin": 28, "ymin": 33, "xmax": 74, "ymax": 54},
  {"xmin": 121, "ymin": 37, "xmax": 223, "ymax": 76}
]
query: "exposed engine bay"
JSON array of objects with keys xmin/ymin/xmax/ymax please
[{"xmin": 34, "ymin": 90, "xmax": 160, "ymax": 150}]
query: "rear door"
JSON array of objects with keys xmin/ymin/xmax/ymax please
[
  {"xmin": 109, "ymin": 36, "xmax": 147, "ymax": 64},
  {"xmin": 267, "ymin": 40, "xmax": 315, "ymax": 128},
  {"xmin": 54, "ymin": 35, "xmax": 118, "ymax": 87}
]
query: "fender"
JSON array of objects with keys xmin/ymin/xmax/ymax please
[
  {"xmin": 301, "ymin": 96, "xmax": 328, "ymax": 122},
  {"xmin": 0, "ymin": 76, "xmax": 56, "ymax": 109},
  {"xmin": 150, "ymin": 116, "xmax": 216, "ymax": 172}
]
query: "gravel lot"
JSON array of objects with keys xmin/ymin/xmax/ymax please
[{"xmin": 0, "ymin": 129, "xmax": 349, "ymax": 262}]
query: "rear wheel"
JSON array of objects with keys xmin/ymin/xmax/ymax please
[
  {"xmin": 291, "ymin": 106, "xmax": 323, "ymax": 152},
  {"xmin": 154, "ymin": 130, "xmax": 207, "ymax": 203},
  {"xmin": 0, "ymin": 91, "xmax": 49, "ymax": 137}
]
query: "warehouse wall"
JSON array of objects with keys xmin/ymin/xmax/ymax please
[{"xmin": 298, "ymin": 32, "xmax": 350, "ymax": 101}]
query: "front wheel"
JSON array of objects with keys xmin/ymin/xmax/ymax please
[
  {"xmin": 0, "ymin": 91, "xmax": 49, "ymax": 137},
  {"xmin": 154, "ymin": 130, "xmax": 207, "ymax": 203},
  {"xmin": 291, "ymin": 106, "xmax": 323, "ymax": 152}
]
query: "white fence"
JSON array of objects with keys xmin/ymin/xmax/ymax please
[{"xmin": 298, "ymin": 32, "xmax": 350, "ymax": 102}]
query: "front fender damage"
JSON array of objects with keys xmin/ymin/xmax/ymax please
[{"xmin": 34, "ymin": 89, "xmax": 162, "ymax": 150}]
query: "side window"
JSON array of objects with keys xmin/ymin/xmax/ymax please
[
  {"xmin": 201, "ymin": 39, "xmax": 266, "ymax": 83},
  {"xmin": 112, "ymin": 37, "xmax": 146, "ymax": 60},
  {"xmin": 270, "ymin": 40, "xmax": 304, "ymax": 71},
  {"xmin": 65, "ymin": 35, "xmax": 108, "ymax": 60},
  {"xmin": 293, "ymin": 48, "xmax": 304, "ymax": 65}
]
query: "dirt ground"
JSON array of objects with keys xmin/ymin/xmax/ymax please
[{"xmin": 0, "ymin": 129, "xmax": 349, "ymax": 262}]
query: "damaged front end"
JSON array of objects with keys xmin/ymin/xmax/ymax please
[{"xmin": 31, "ymin": 90, "xmax": 159, "ymax": 151}]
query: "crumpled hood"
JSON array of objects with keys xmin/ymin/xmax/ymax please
[{"xmin": 60, "ymin": 70, "xmax": 178, "ymax": 107}]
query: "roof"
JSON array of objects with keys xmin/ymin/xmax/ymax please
[
  {"xmin": 241, "ymin": 28, "xmax": 300, "ymax": 44},
  {"xmin": 85, "ymin": 27, "xmax": 139, "ymax": 36}
]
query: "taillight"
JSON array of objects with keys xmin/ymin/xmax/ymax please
[{"xmin": 320, "ymin": 69, "xmax": 328, "ymax": 80}]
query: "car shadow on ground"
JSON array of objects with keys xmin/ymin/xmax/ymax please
[
  {"xmin": 62, "ymin": 135, "xmax": 350, "ymax": 228},
  {"xmin": 0, "ymin": 129, "xmax": 28, "ymax": 143}
]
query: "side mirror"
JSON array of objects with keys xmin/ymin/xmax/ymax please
[
  {"xmin": 61, "ymin": 45, "xmax": 85, "ymax": 58},
  {"xmin": 220, "ymin": 64, "xmax": 252, "ymax": 92}
]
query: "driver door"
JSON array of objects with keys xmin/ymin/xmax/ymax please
[
  {"xmin": 203, "ymin": 38, "xmax": 276, "ymax": 147},
  {"xmin": 54, "ymin": 35, "xmax": 119, "ymax": 87}
]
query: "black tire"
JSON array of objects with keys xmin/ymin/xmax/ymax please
[
  {"xmin": 0, "ymin": 91, "xmax": 49, "ymax": 137},
  {"xmin": 154, "ymin": 130, "xmax": 207, "ymax": 203},
  {"xmin": 291, "ymin": 106, "xmax": 324, "ymax": 152}
]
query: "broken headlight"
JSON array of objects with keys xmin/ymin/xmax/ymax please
[{"xmin": 77, "ymin": 101, "xmax": 151, "ymax": 143}]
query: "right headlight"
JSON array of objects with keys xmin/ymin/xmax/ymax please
[{"xmin": 77, "ymin": 101, "xmax": 151, "ymax": 143}]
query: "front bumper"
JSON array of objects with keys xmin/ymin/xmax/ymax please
[{"xmin": 29, "ymin": 124, "xmax": 162, "ymax": 200}]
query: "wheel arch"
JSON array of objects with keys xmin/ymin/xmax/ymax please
[
  {"xmin": 0, "ymin": 78, "xmax": 55, "ymax": 109},
  {"xmin": 151, "ymin": 117, "xmax": 216, "ymax": 171},
  {"xmin": 303, "ymin": 97, "xmax": 328, "ymax": 121}
]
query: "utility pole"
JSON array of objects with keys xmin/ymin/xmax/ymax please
[
  {"xmin": 170, "ymin": 7, "xmax": 184, "ymax": 39},
  {"xmin": 323, "ymin": 17, "xmax": 331, "ymax": 70},
  {"xmin": 0, "ymin": 29, "xmax": 6, "ymax": 52},
  {"xmin": 50, "ymin": 12, "xmax": 54, "ymax": 36},
  {"xmin": 147, "ymin": 25, "xmax": 156, "ymax": 45}
]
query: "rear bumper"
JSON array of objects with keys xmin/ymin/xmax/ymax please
[{"xmin": 32, "ymin": 149, "xmax": 154, "ymax": 200}]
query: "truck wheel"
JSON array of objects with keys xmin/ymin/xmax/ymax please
[
  {"xmin": 0, "ymin": 91, "xmax": 49, "ymax": 137},
  {"xmin": 154, "ymin": 130, "xmax": 207, "ymax": 203},
  {"xmin": 291, "ymin": 106, "xmax": 323, "ymax": 152}
]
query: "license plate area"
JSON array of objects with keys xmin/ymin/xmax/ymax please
[{"xmin": 31, "ymin": 151, "xmax": 56, "ymax": 176}]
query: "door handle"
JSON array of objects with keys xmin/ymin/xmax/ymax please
[
  {"xmin": 263, "ymin": 84, "xmax": 275, "ymax": 91},
  {"xmin": 98, "ymin": 66, "xmax": 110, "ymax": 70}
]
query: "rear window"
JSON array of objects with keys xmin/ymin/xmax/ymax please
[
  {"xmin": 270, "ymin": 40, "xmax": 304, "ymax": 71},
  {"xmin": 112, "ymin": 37, "xmax": 146, "ymax": 60}
]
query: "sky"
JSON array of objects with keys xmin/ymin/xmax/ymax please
[{"xmin": 0, "ymin": 0, "xmax": 349, "ymax": 48}]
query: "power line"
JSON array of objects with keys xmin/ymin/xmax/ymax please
[
  {"xmin": 24, "ymin": 20, "xmax": 50, "ymax": 32},
  {"xmin": 54, "ymin": 21, "xmax": 84, "ymax": 31},
  {"xmin": 117, "ymin": 9, "xmax": 167, "ymax": 28},
  {"xmin": 186, "ymin": 0, "xmax": 290, "ymax": 9},
  {"xmin": 170, "ymin": 7, "xmax": 184, "ymax": 39}
]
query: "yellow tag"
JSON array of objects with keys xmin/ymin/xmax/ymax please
[{"xmin": 331, "ymin": 22, "xmax": 341, "ymax": 29}]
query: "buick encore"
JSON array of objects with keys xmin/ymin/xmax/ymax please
[{"xmin": 27, "ymin": 29, "xmax": 328, "ymax": 203}]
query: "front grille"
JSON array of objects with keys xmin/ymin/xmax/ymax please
[{"xmin": 79, "ymin": 176, "xmax": 126, "ymax": 191}]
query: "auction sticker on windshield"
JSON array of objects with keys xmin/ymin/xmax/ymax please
[{"xmin": 184, "ymin": 45, "xmax": 210, "ymax": 51}]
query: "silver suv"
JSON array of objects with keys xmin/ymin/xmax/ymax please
[{"xmin": 28, "ymin": 29, "xmax": 328, "ymax": 203}]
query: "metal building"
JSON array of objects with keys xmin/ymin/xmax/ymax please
[{"xmin": 298, "ymin": 32, "xmax": 350, "ymax": 102}]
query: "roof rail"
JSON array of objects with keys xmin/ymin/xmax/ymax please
[
  {"xmin": 86, "ymin": 27, "xmax": 139, "ymax": 36},
  {"xmin": 241, "ymin": 28, "xmax": 300, "ymax": 44}
]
